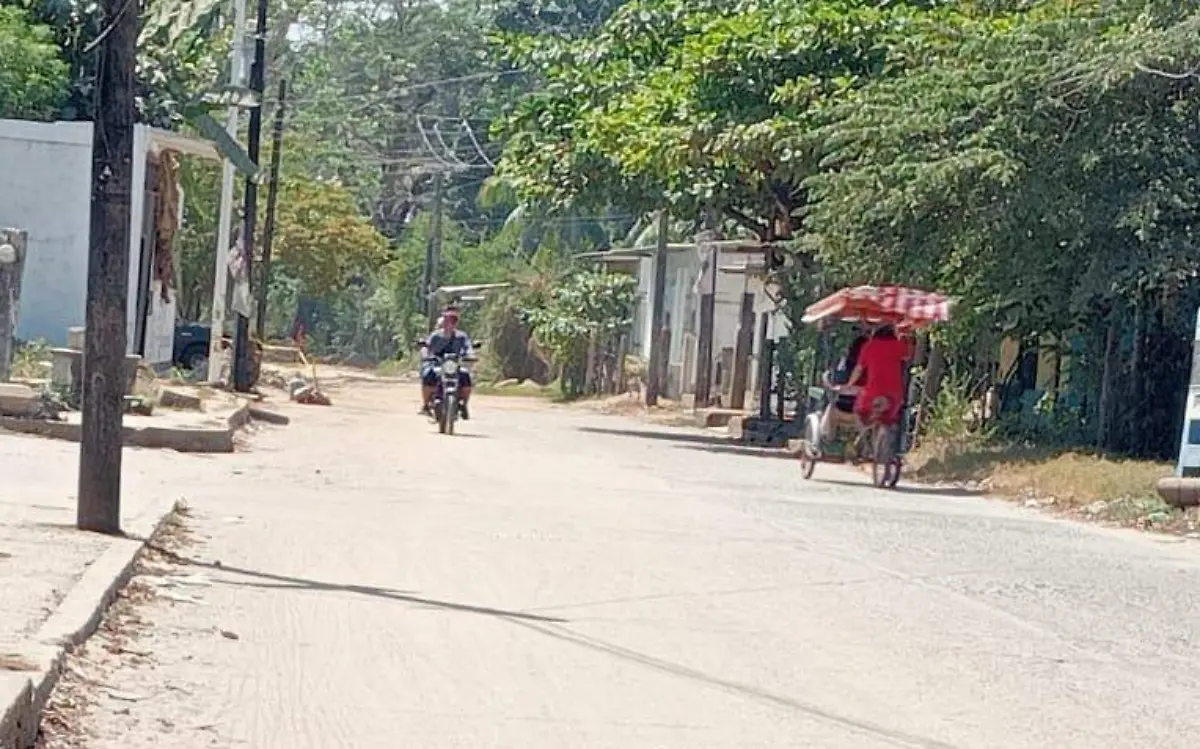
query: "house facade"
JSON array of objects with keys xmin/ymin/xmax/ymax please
[
  {"xmin": 606, "ymin": 239, "xmax": 789, "ymax": 407},
  {"xmin": 0, "ymin": 119, "xmax": 221, "ymax": 368}
]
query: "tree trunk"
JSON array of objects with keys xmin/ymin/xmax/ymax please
[
  {"xmin": 916, "ymin": 342, "xmax": 946, "ymax": 437},
  {"xmin": 1097, "ymin": 320, "xmax": 1118, "ymax": 452}
]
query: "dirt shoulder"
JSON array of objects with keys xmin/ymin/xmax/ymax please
[{"xmin": 908, "ymin": 440, "xmax": 1197, "ymax": 536}]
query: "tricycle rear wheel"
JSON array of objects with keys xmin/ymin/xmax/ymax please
[{"xmin": 870, "ymin": 426, "xmax": 896, "ymax": 488}]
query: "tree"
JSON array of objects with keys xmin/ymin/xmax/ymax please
[
  {"xmin": 523, "ymin": 268, "xmax": 636, "ymax": 396},
  {"xmin": 805, "ymin": 1, "xmax": 1200, "ymax": 455},
  {"xmin": 0, "ymin": 5, "xmax": 68, "ymax": 119},
  {"xmin": 271, "ymin": 175, "xmax": 390, "ymax": 296},
  {"xmin": 492, "ymin": 0, "xmax": 951, "ymax": 241}
]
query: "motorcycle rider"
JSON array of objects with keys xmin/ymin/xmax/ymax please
[{"xmin": 419, "ymin": 306, "xmax": 475, "ymax": 419}]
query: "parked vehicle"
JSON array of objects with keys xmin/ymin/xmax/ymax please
[{"xmin": 173, "ymin": 322, "xmax": 211, "ymax": 373}]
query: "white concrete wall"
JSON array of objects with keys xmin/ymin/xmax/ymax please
[
  {"xmin": 0, "ymin": 120, "xmax": 93, "ymax": 346},
  {"xmin": 0, "ymin": 122, "xmax": 178, "ymax": 366}
]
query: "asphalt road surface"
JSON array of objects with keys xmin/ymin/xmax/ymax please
[{"xmin": 38, "ymin": 385, "xmax": 1200, "ymax": 749}]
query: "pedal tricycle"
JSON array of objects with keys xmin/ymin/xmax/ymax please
[{"xmin": 794, "ymin": 285, "xmax": 952, "ymax": 489}]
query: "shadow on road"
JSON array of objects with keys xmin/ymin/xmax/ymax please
[
  {"xmin": 813, "ymin": 476, "xmax": 985, "ymax": 498},
  {"xmin": 579, "ymin": 426, "xmax": 797, "ymax": 460},
  {"xmin": 578, "ymin": 425, "xmax": 733, "ymax": 447},
  {"xmin": 510, "ymin": 620, "xmax": 962, "ymax": 749},
  {"xmin": 144, "ymin": 543, "xmax": 565, "ymax": 624},
  {"xmin": 679, "ymin": 443, "xmax": 795, "ymax": 460}
]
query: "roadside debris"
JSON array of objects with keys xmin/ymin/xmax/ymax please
[{"xmin": 285, "ymin": 348, "xmax": 332, "ymax": 406}]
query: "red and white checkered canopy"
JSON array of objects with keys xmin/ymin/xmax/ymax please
[{"xmin": 801, "ymin": 286, "xmax": 952, "ymax": 329}]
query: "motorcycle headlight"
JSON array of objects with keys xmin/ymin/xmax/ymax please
[{"xmin": 442, "ymin": 359, "xmax": 459, "ymax": 375}]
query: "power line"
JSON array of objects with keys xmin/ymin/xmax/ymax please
[
  {"xmin": 414, "ymin": 115, "xmax": 470, "ymax": 170},
  {"xmin": 414, "ymin": 115, "xmax": 492, "ymax": 171},
  {"xmin": 283, "ymin": 69, "xmax": 523, "ymax": 109},
  {"xmin": 460, "ymin": 119, "xmax": 497, "ymax": 168}
]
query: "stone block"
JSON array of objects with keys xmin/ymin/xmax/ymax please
[
  {"xmin": 159, "ymin": 388, "xmax": 203, "ymax": 410},
  {"xmin": 0, "ymin": 382, "xmax": 38, "ymax": 417}
]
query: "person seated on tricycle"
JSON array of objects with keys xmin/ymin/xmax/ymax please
[
  {"xmin": 845, "ymin": 324, "xmax": 912, "ymax": 429},
  {"xmin": 820, "ymin": 327, "xmax": 869, "ymax": 439}
]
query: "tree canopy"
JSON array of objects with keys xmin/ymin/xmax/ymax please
[{"xmin": 0, "ymin": 6, "xmax": 67, "ymax": 120}]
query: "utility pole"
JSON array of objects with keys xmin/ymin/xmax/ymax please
[
  {"xmin": 208, "ymin": 0, "xmax": 248, "ymax": 384},
  {"xmin": 77, "ymin": 0, "xmax": 137, "ymax": 534},
  {"xmin": 423, "ymin": 172, "xmax": 444, "ymax": 328},
  {"xmin": 232, "ymin": 0, "xmax": 268, "ymax": 391},
  {"xmin": 256, "ymin": 77, "xmax": 286, "ymax": 339},
  {"xmin": 693, "ymin": 230, "xmax": 717, "ymax": 408},
  {"xmin": 645, "ymin": 210, "xmax": 669, "ymax": 406}
]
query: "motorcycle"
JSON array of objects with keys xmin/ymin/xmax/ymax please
[{"xmin": 418, "ymin": 341, "xmax": 482, "ymax": 436}]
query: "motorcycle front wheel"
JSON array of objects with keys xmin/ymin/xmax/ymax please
[{"xmin": 441, "ymin": 393, "xmax": 457, "ymax": 435}]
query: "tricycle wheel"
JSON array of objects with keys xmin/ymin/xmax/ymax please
[
  {"xmin": 798, "ymin": 445, "xmax": 817, "ymax": 480},
  {"xmin": 870, "ymin": 426, "xmax": 894, "ymax": 488},
  {"xmin": 886, "ymin": 458, "xmax": 902, "ymax": 488}
]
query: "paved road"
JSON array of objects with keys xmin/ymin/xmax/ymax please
[{"xmin": 39, "ymin": 385, "xmax": 1200, "ymax": 749}]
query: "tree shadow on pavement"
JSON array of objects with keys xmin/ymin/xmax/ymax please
[
  {"xmin": 812, "ymin": 476, "xmax": 985, "ymax": 498},
  {"xmin": 579, "ymin": 426, "xmax": 796, "ymax": 460},
  {"xmin": 678, "ymin": 443, "xmax": 795, "ymax": 460},
  {"xmin": 508, "ymin": 619, "xmax": 962, "ymax": 749},
  {"xmin": 578, "ymin": 425, "xmax": 733, "ymax": 447},
  {"xmin": 143, "ymin": 543, "xmax": 565, "ymax": 624}
]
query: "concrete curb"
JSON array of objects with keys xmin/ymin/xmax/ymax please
[
  {"xmin": 0, "ymin": 496, "xmax": 182, "ymax": 749},
  {"xmin": 0, "ymin": 400, "xmax": 252, "ymax": 453}
]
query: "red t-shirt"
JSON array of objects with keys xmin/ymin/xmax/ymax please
[{"xmin": 857, "ymin": 336, "xmax": 911, "ymax": 399}]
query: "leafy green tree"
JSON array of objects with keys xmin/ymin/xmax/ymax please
[
  {"xmin": 0, "ymin": 5, "xmax": 68, "ymax": 119},
  {"xmin": 272, "ymin": 175, "xmax": 391, "ymax": 296},
  {"xmin": 523, "ymin": 269, "xmax": 636, "ymax": 395},
  {"xmin": 492, "ymin": 0, "xmax": 947, "ymax": 240},
  {"xmin": 806, "ymin": 1, "xmax": 1200, "ymax": 455}
]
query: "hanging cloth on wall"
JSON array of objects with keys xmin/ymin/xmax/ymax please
[{"xmin": 154, "ymin": 149, "xmax": 182, "ymax": 302}]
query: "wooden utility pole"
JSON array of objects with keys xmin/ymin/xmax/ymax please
[
  {"xmin": 423, "ymin": 172, "xmax": 444, "ymax": 328},
  {"xmin": 0, "ymin": 228, "xmax": 28, "ymax": 381},
  {"xmin": 756, "ymin": 312, "xmax": 772, "ymax": 419},
  {"xmin": 645, "ymin": 210, "xmax": 669, "ymax": 406},
  {"xmin": 77, "ymin": 0, "xmax": 137, "ymax": 534},
  {"xmin": 729, "ymin": 292, "xmax": 755, "ymax": 409},
  {"xmin": 256, "ymin": 78, "xmax": 287, "ymax": 339},
  {"xmin": 232, "ymin": 0, "xmax": 269, "ymax": 391}
]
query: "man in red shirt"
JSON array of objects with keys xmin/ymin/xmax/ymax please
[{"xmin": 846, "ymin": 325, "xmax": 912, "ymax": 427}]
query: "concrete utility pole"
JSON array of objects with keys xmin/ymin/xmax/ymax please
[
  {"xmin": 256, "ymin": 77, "xmax": 287, "ymax": 339},
  {"xmin": 0, "ymin": 228, "xmax": 28, "ymax": 381},
  {"xmin": 78, "ymin": 0, "xmax": 138, "ymax": 534},
  {"xmin": 232, "ymin": 0, "xmax": 269, "ymax": 391},
  {"xmin": 645, "ymin": 210, "xmax": 669, "ymax": 406},
  {"xmin": 692, "ymin": 230, "xmax": 717, "ymax": 408},
  {"xmin": 208, "ymin": 0, "xmax": 249, "ymax": 384},
  {"xmin": 423, "ymin": 172, "xmax": 444, "ymax": 328}
]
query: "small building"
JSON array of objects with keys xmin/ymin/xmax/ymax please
[
  {"xmin": 588, "ymin": 239, "xmax": 789, "ymax": 407},
  {"xmin": 0, "ymin": 118, "xmax": 221, "ymax": 368}
]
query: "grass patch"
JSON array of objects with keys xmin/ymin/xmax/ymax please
[
  {"xmin": 909, "ymin": 439, "xmax": 1197, "ymax": 534},
  {"xmin": 375, "ymin": 358, "xmax": 413, "ymax": 377},
  {"xmin": 11, "ymin": 339, "xmax": 51, "ymax": 380},
  {"xmin": 475, "ymin": 379, "xmax": 561, "ymax": 399}
]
